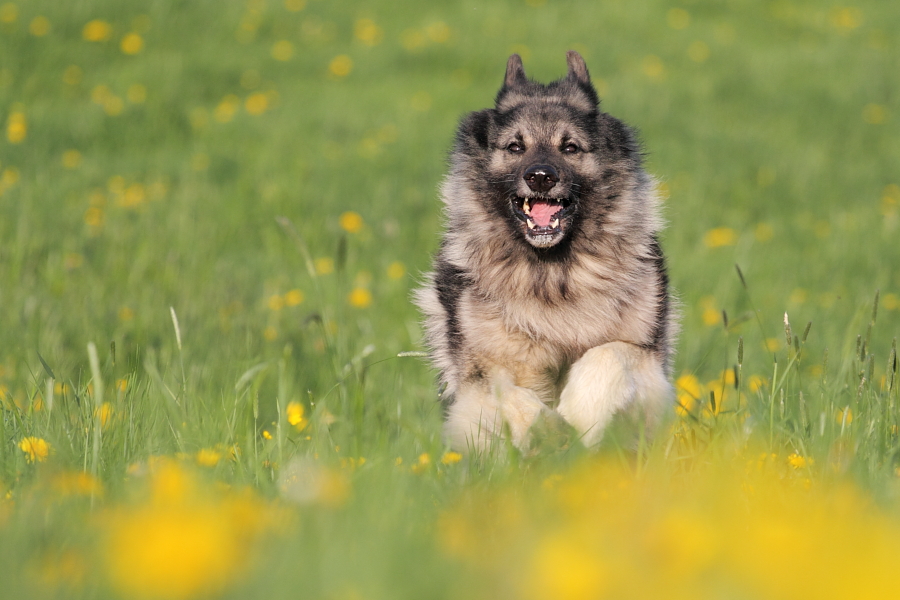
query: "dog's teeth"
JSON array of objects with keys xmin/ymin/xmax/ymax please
[
  {"xmin": 527, "ymin": 218, "xmax": 536, "ymax": 229},
  {"xmin": 523, "ymin": 199, "xmax": 531, "ymax": 215},
  {"xmin": 551, "ymin": 218, "xmax": 559, "ymax": 228}
]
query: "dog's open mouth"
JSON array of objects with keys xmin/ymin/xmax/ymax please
[{"xmin": 512, "ymin": 196, "xmax": 575, "ymax": 248}]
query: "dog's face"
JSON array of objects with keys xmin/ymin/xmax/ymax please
[{"xmin": 453, "ymin": 52, "xmax": 640, "ymax": 251}]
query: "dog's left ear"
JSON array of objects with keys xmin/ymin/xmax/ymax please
[
  {"xmin": 504, "ymin": 54, "xmax": 528, "ymax": 88},
  {"xmin": 566, "ymin": 51, "xmax": 590, "ymax": 85}
]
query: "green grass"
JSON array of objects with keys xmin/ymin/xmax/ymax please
[{"xmin": 1, "ymin": 0, "xmax": 900, "ymax": 598}]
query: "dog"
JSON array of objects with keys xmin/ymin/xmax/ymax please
[{"xmin": 415, "ymin": 51, "xmax": 676, "ymax": 453}]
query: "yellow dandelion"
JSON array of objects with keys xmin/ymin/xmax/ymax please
[
  {"xmin": 387, "ymin": 261, "xmax": 405, "ymax": 280},
  {"xmin": 703, "ymin": 226, "xmax": 737, "ymax": 248},
  {"xmin": 262, "ymin": 430, "xmax": 273, "ymax": 440},
  {"xmin": 6, "ymin": 111, "xmax": 26, "ymax": 144},
  {"xmin": 267, "ymin": 294, "xmax": 284, "ymax": 311},
  {"xmin": 96, "ymin": 402, "xmax": 115, "ymax": 429},
  {"xmin": 62, "ymin": 149, "xmax": 82, "ymax": 169},
  {"xmin": 400, "ymin": 29, "xmax": 426, "ymax": 51},
  {"xmin": 641, "ymin": 55, "xmax": 665, "ymax": 80},
  {"xmin": 440, "ymin": 451, "xmax": 462, "ymax": 465},
  {"xmin": 29, "ymin": 15, "xmax": 50, "ymax": 36},
  {"xmin": 883, "ymin": 293, "xmax": 899, "ymax": 311},
  {"xmin": 19, "ymin": 436, "xmax": 50, "ymax": 463},
  {"xmin": 195, "ymin": 448, "xmax": 222, "ymax": 467},
  {"xmin": 244, "ymin": 92, "xmax": 269, "ymax": 115},
  {"xmin": 284, "ymin": 289, "xmax": 304, "ymax": 306},
  {"xmin": 425, "ymin": 21, "xmax": 451, "ymax": 43},
  {"xmin": 829, "ymin": 7, "xmax": 862, "ymax": 30},
  {"xmin": 84, "ymin": 207, "xmax": 105, "ymax": 228},
  {"xmin": 702, "ymin": 307, "xmax": 721, "ymax": 326},
  {"xmin": 528, "ymin": 536, "xmax": 608, "ymax": 600},
  {"xmin": 271, "ymin": 40, "xmax": 293, "ymax": 61},
  {"xmin": 339, "ymin": 210, "xmax": 363, "ymax": 233},
  {"xmin": 836, "ymin": 406, "xmax": 853, "ymax": 425},
  {"xmin": 120, "ymin": 183, "xmax": 146, "ymax": 208},
  {"xmin": 0, "ymin": 3, "xmax": 18, "ymax": 23},
  {"xmin": 286, "ymin": 401, "xmax": 307, "ymax": 430},
  {"xmin": 213, "ymin": 95, "xmax": 241, "ymax": 123},
  {"xmin": 328, "ymin": 54, "xmax": 353, "ymax": 78},
  {"xmin": 118, "ymin": 307, "xmax": 134, "ymax": 321},
  {"xmin": 764, "ymin": 338, "xmax": 780, "ymax": 352},
  {"xmin": 127, "ymin": 84, "xmax": 147, "ymax": 103},
  {"xmin": 747, "ymin": 375, "xmax": 767, "ymax": 393},
  {"xmin": 687, "ymin": 40, "xmax": 709, "ymax": 63},
  {"xmin": 675, "ymin": 374, "xmax": 701, "ymax": 415},
  {"xmin": 117, "ymin": 378, "xmax": 128, "ymax": 392},
  {"xmin": 284, "ymin": 0, "xmax": 305, "ymax": 11},
  {"xmin": 314, "ymin": 257, "xmax": 334, "ymax": 275},
  {"xmin": 63, "ymin": 65, "xmax": 83, "ymax": 85},
  {"xmin": 862, "ymin": 103, "xmax": 888, "ymax": 125},
  {"xmin": 411, "ymin": 452, "xmax": 431, "ymax": 474},
  {"xmin": 120, "ymin": 32, "xmax": 143, "ymax": 54},
  {"xmin": 787, "ymin": 453, "xmax": 812, "ymax": 469},
  {"xmin": 348, "ymin": 288, "xmax": 372, "ymax": 308},
  {"xmin": 83, "ymin": 19, "xmax": 112, "ymax": 42},
  {"xmin": 354, "ymin": 18, "xmax": 383, "ymax": 46},
  {"xmin": 667, "ymin": 8, "xmax": 690, "ymax": 29}
]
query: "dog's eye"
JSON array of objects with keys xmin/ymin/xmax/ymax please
[
  {"xmin": 506, "ymin": 142, "xmax": 524, "ymax": 153},
  {"xmin": 562, "ymin": 142, "xmax": 579, "ymax": 154}
]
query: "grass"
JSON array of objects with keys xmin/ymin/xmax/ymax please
[{"xmin": 1, "ymin": 0, "xmax": 899, "ymax": 598}]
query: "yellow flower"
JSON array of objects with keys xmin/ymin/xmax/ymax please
[
  {"xmin": 83, "ymin": 19, "xmax": 112, "ymax": 42},
  {"xmin": 53, "ymin": 471, "xmax": 104, "ymax": 497},
  {"xmin": 6, "ymin": 111, "xmax": 26, "ymax": 144},
  {"xmin": 213, "ymin": 94, "xmax": 240, "ymax": 123},
  {"xmin": 245, "ymin": 92, "xmax": 269, "ymax": 115},
  {"xmin": 0, "ymin": 3, "xmax": 18, "ymax": 23},
  {"xmin": 411, "ymin": 453, "xmax": 431, "ymax": 474},
  {"xmin": 62, "ymin": 149, "xmax": 82, "ymax": 169},
  {"xmin": 836, "ymin": 407, "xmax": 853, "ymax": 425},
  {"xmin": 675, "ymin": 374, "xmax": 702, "ymax": 416},
  {"xmin": 387, "ymin": 261, "xmax": 406, "ymax": 280},
  {"xmin": 328, "ymin": 55, "xmax": 353, "ymax": 78},
  {"xmin": 348, "ymin": 288, "xmax": 372, "ymax": 308},
  {"xmin": 667, "ymin": 8, "xmax": 690, "ymax": 29},
  {"xmin": 339, "ymin": 210, "xmax": 364, "ymax": 233},
  {"xmin": 284, "ymin": 0, "xmax": 305, "ymax": 11},
  {"xmin": 286, "ymin": 401, "xmax": 307, "ymax": 430},
  {"xmin": 527, "ymin": 535, "xmax": 608, "ymax": 600},
  {"xmin": 120, "ymin": 32, "xmax": 143, "ymax": 54},
  {"xmin": 703, "ymin": 227, "xmax": 737, "ymax": 248},
  {"xmin": 29, "ymin": 15, "xmax": 50, "ymax": 36},
  {"xmin": 19, "ymin": 436, "xmax": 50, "ymax": 462},
  {"xmin": 96, "ymin": 402, "xmax": 115, "ymax": 428},
  {"xmin": 747, "ymin": 375, "xmax": 767, "ymax": 393},
  {"xmin": 441, "ymin": 451, "xmax": 463, "ymax": 465},
  {"xmin": 284, "ymin": 289, "xmax": 304, "ymax": 306},
  {"xmin": 314, "ymin": 257, "xmax": 334, "ymax": 275},
  {"xmin": 196, "ymin": 448, "xmax": 222, "ymax": 467},
  {"xmin": 787, "ymin": 453, "xmax": 812, "ymax": 469},
  {"xmin": 267, "ymin": 294, "xmax": 284, "ymax": 311},
  {"xmin": 262, "ymin": 430, "xmax": 273, "ymax": 440},
  {"xmin": 354, "ymin": 18, "xmax": 383, "ymax": 46},
  {"xmin": 271, "ymin": 40, "xmax": 293, "ymax": 61}
]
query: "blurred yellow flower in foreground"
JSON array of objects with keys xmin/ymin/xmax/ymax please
[
  {"xmin": 104, "ymin": 462, "xmax": 275, "ymax": 599},
  {"xmin": 527, "ymin": 535, "xmax": 608, "ymax": 600},
  {"xmin": 703, "ymin": 226, "xmax": 737, "ymax": 248},
  {"xmin": 19, "ymin": 436, "xmax": 50, "ymax": 462},
  {"xmin": 29, "ymin": 15, "xmax": 50, "ymax": 36},
  {"xmin": 271, "ymin": 40, "xmax": 293, "ymax": 61},
  {"xmin": 441, "ymin": 451, "xmax": 463, "ymax": 465}
]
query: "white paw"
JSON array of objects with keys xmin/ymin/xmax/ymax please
[{"xmin": 558, "ymin": 341, "xmax": 671, "ymax": 447}]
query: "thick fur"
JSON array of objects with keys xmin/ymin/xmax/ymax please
[{"xmin": 415, "ymin": 52, "xmax": 677, "ymax": 453}]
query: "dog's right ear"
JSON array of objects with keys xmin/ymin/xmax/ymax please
[
  {"xmin": 503, "ymin": 54, "xmax": 528, "ymax": 88},
  {"xmin": 456, "ymin": 109, "xmax": 493, "ymax": 153}
]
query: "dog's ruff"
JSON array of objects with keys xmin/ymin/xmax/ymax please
[{"xmin": 416, "ymin": 52, "xmax": 677, "ymax": 453}]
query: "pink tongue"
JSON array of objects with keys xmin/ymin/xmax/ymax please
[{"xmin": 531, "ymin": 201, "xmax": 561, "ymax": 227}]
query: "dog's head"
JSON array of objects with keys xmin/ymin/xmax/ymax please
[{"xmin": 452, "ymin": 51, "xmax": 641, "ymax": 251}]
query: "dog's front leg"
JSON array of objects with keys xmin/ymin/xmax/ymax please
[
  {"xmin": 557, "ymin": 341, "xmax": 673, "ymax": 447},
  {"xmin": 445, "ymin": 370, "xmax": 547, "ymax": 453}
]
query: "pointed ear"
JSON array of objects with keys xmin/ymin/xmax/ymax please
[
  {"xmin": 566, "ymin": 50, "xmax": 590, "ymax": 85},
  {"xmin": 504, "ymin": 54, "xmax": 527, "ymax": 88}
]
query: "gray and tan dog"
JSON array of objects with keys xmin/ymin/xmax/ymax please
[{"xmin": 415, "ymin": 51, "xmax": 677, "ymax": 453}]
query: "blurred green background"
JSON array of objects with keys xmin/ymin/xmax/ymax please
[{"xmin": 1, "ymin": 0, "xmax": 900, "ymax": 597}]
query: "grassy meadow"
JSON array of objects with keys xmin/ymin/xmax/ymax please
[{"xmin": 1, "ymin": 0, "xmax": 900, "ymax": 598}]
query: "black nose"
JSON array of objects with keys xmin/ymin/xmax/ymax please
[{"xmin": 523, "ymin": 165, "xmax": 559, "ymax": 193}]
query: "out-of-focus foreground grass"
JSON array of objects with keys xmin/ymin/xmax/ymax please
[{"xmin": 1, "ymin": 0, "xmax": 899, "ymax": 598}]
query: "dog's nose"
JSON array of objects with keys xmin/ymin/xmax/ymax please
[{"xmin": 523, "ymin": 165, "xmax": 559, "ymax": 193}]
